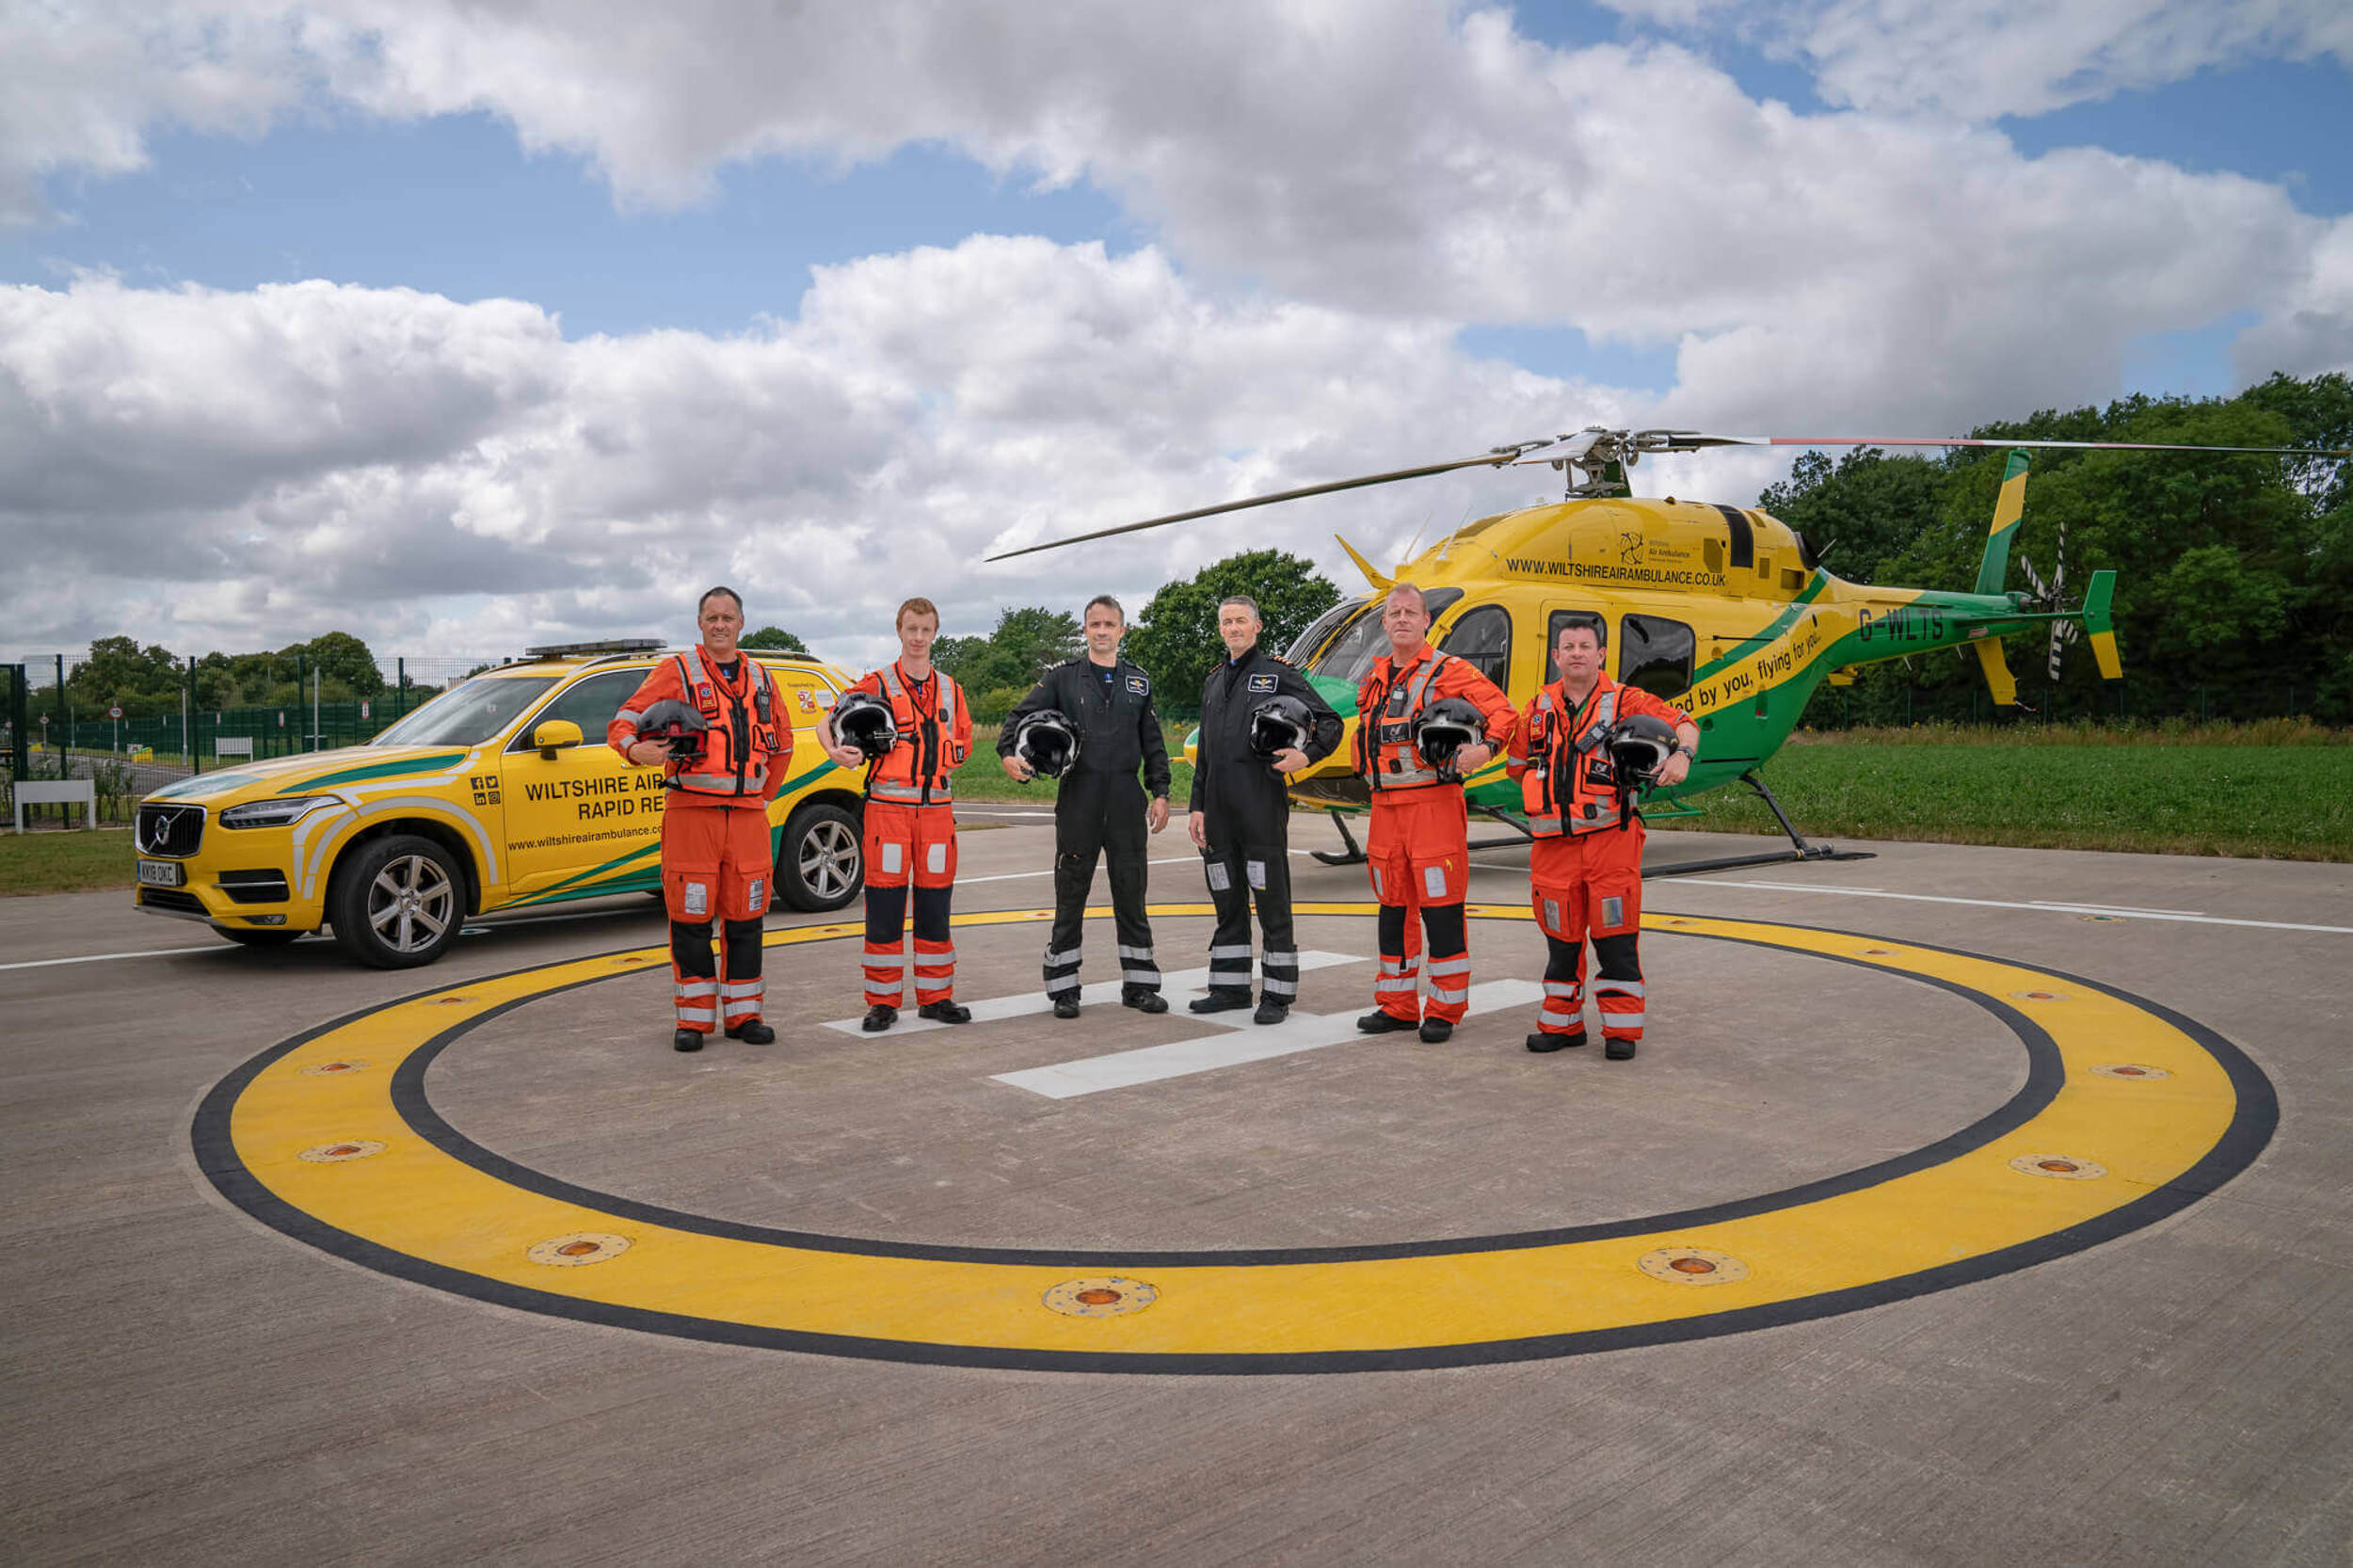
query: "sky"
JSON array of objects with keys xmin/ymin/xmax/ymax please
[{"xmin": 3, "ymin": 0, "xmax": 2349, "ymax": 676}]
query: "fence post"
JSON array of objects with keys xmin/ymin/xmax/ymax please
[
  {"xmin": 56, "ymin": 653, "xmax": 68, "ymax": 779},
  {"xmin": 5, "ymin": 664, "xmax": 25, "ymax": 793},
  {"xmin": 396, "ymin": 658, "xmax": 407, "ymax": 720}
]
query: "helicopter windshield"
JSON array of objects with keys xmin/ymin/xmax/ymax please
[{"xmin": 1298, "ymin": 587, "xmax": 1465, "ymax": 686}]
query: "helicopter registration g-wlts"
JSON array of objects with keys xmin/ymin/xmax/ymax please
[{"xmin": 989, "ymin": 424, "xmax": 2346, "ymax": 874}]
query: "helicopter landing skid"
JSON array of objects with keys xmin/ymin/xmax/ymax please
[
  {"xmin": 1310, "ymin": 808, "xmax": 1369, "ymax": 866},
  {"xmin": 1642, "ymin": 769, "xmax": 1874, "ymax": 881}
]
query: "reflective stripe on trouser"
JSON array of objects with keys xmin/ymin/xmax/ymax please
[
  {"xmin": 1048, "ymin": 772, "xmax": 1156, "ymax": 997},
  {"xmin": 1367, "ymin": 792, "xmax": 1469, "ymax": 1022},
  {"xmin": 674, "ymin": 976, "xmax": 718, "ymax": 1030},
  {"xmin": 721, "ymin": 976, "xmax": 764, "ymax": 1027},
  {"xmin": 1531, "ymin": 817, "xmax": 1645, "ymax": 1039},
  {"xmin": 1593, "ymin": 955, "xmax": 1643, "ymax": 1039},
  {"xmin": 1202, "ymin": 836, "xmax": 1293, "ymax": 1000}
]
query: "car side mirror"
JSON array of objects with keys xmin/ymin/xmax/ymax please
[{"xmin": 533, "ymin": 719, "xmax": 584, "ymax": 759}]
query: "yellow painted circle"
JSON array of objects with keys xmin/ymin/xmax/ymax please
[{"xmin": 193, "ymin": 905, "xmax": 2273, "ymax": 1373}]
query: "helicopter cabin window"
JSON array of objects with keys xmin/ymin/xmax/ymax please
[
  {"xmin": 1618, "ymin": 615, "xmax": 1695, "ymax": 699},
  {"xmin": 1439, "ymin": 604, "xmax": 1511, "ymax": 688}
]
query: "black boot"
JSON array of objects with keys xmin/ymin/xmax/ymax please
[
  {"xmin": 1356, "ymin": 1011, "xmax": 1417, "ymax": 1034},
  {"xmin": 1418, "ymin": 1018, "xmax": 1454, "ymax": 1044},
  {"xmin": 861, "ymin": 1005, "xmax": 897, "ymax": 1033},
  {"xmin": 1527, "ymin": 1030, "xmax": 1586, "ymax": 1053},
  {"xmin": 673, "ymin": 1029, "xmax": 705, "ymax": 1052},
  {"xmin": 1605, "ymin": 1035, "xmax": 1638, "ymax": 1061},
  {"xmin": 1188, "ymin": 990, "xmax": 1253, "ymax": 1015},
  {"xmin": 1122, "ymin": 989, "xmax": 1169, "ymax": 1015},
  {"xmin": 1253, "ymin": 1000, "xmax": 1289, "ymax": 1026},
  {"xmin": 1052, "ymin": 995, "xmax": 1081, "ymax": 1019},
  {"xmin": 919, "ymin": 1000, "xmax": 972, "ymax": 1024},
  {"xmin": 726, "ymin": 1019, "xmax": 776, "ymax": 1045}
]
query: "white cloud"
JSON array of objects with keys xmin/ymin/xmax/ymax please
[
  {"xmin": 0, "ymin": 246, "xmax": 1609, "ymax": 668},
  {"xmin": 1598, "ymin": 0, "xmax": 2353, "ymax": 120}
]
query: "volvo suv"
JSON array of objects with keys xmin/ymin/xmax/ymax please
[{"xmin": 132, "ymin": 645, "xmax": 867, "ymax": 967}]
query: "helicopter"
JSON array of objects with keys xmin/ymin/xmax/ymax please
[{"xmin": 988, "ymin": 424, "xmax": 2348, "ymax": 875}]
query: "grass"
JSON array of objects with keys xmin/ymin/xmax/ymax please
[
  {"xmin": 0, "ymin": 826, "xmax": 140, "ymax": 896},
  {"xmin": 1678, "ymin": 735, "xmax": 2349, "ymax": 859}
]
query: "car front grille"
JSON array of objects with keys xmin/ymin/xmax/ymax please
[
  {"xmin": 136, "ymin": 803, "xmax": 205, "ymax": 858},
  {"xmin": 139, "ymin": 888, "xmax": 206, "ymax": 916}
]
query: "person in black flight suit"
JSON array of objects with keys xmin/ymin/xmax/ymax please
[
  {"xmin": 1000, "ymin": 594, "xmax": 1173, "ymax": 1019},
  {"xmin": 1187, "ymin": 594, "xmax": 1343, "ymax": 1025}
]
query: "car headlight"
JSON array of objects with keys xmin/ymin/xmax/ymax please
[{"xmin": 219, "ymin": 794, "xmax": 344, "ymax": 829}]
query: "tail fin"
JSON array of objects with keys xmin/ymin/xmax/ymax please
[
  {"xmin": 2080, "ymin": 570, "xmax": 2121, "ymax": 679},
  {"xmin": 1974, "ymin": 449, "xmax": 2030, "ymax": 596},
  {"xmin": 1971, "ymin": 639, "xmax": 2020, "ymax": 706}
]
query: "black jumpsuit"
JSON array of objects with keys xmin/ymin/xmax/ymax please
[
  {"xmin": 1188, "ymin": 648, "xmax": 1343, "ymax": 1005},
  {"xmin": 1000, "ymin": 657, "xmax": 1172, "ymax": 1000}
]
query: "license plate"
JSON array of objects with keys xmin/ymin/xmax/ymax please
[{"xmin": 137, "ymin": 859, "xmax": 184, "ymax": 888}]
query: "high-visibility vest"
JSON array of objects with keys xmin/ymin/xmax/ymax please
[
  {"xmin": 667, "ymin": 650, "xmax": 781, "ymax": 800},
  {"xmin": 1518, "ymin": 677, "xmax": 1629, "ymax": 836},
  {"xmin": 864, "ymin": 664, "xmax": 966, "ymax": 806},
  {"xmin": 1355, "ymin": 648, "xmax": 1464, "ymax": 792}
]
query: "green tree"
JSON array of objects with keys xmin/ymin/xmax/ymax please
[
  {"xmin": 1128, "ymin": 550, "xmax": 1341, "ymax": 712},
  {"xmin": 989, "ymin": 606, "xmax": 1082, "ymax": 679},
  {"xmin": 1758, "ymin": 448, "xmax": 1945, "ymax": 585},
  {"xmin": 70, "ymin": 637, "xmax": 182, "ymax": 715},
  {"xmin": 286, "ymin": 632, "xmax": 386, "ymax": 696},
  {"xmin": 742, "ymin": 626, "xmax": 808, "ymax": 652}
]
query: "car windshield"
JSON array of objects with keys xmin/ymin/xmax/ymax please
[{"xmin": 372, "ymin": 676, "xmax": 559, "ymax": 746}]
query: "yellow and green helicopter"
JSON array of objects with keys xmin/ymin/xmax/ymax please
[{"xmin": 991, "ymin": 425, "xmax": 2343, "ymax": 873}]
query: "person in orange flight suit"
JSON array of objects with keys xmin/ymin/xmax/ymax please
[
  {"xmin": 818, "ymin": 597, "xmax": 975, "ymax": 1033},
  {"xmin": 1507, "ymin": 614, "xmax": 1698, "ymax": 1061},
  {"xmin": 1353, "ymin": 583, "xmax": 1518, "ymax": 1044},
  {"xmin": 610, "ymin": 585, "xmax": 790, "ymax": 1053}
]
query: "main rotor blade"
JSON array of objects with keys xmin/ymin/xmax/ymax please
[
  {"xmin": 1684, "ymin": 436, "xmax": 2350, "ymax": 456},
  {"xmin": 984, "ymin": 440, "xmax": 1558, "ymax": 562}
]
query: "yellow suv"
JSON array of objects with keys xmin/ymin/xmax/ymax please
[{"xmin": 131, "ymin": 644, "xmax": 867, "ymax": 967}]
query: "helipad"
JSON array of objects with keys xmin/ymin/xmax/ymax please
[{"xmin": 3, "ymin": 820, "xmax": 2345, "ymax": 1565}]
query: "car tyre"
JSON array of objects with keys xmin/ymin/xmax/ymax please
[
  {"xmin": 329, "ymin": 833, "xmax": 465, "ymax": 968},
  {"xmin": 215, "ymin": 926, "xmax": 301, "ymax": 948},
  {"xmin": 778, "ymin": 802, "xmax": 861, "ymax": 913}
]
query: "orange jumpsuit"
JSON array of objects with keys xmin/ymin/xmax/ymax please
[
  {"xmin": 1507, "ymin": 673, "xmax": 1690, "ymax": 1046},
  {"xmin": 844, "ymin": 663, "xmax": 971, "ymax": 1009},
  {"xmin": 610, "ymin": 649, "xmax": 788, "ymax": 1033},
  {"xmin": 1354, "ymin": 646, "xmax": 1517, "ymax": 1025}
]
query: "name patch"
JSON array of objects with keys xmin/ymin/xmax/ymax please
[
  {"xmin": 1126, "ymin": 675, "xmax": 1149, "ymax": 695},
  {"xmin": 1246, "ymin": 673, "xmax": 1278, "ymax": 693}
]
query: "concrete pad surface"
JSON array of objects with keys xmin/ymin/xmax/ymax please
[{"xmin": 2, "ymin": 816, "xmax": 2347, "ymax": 1566}]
